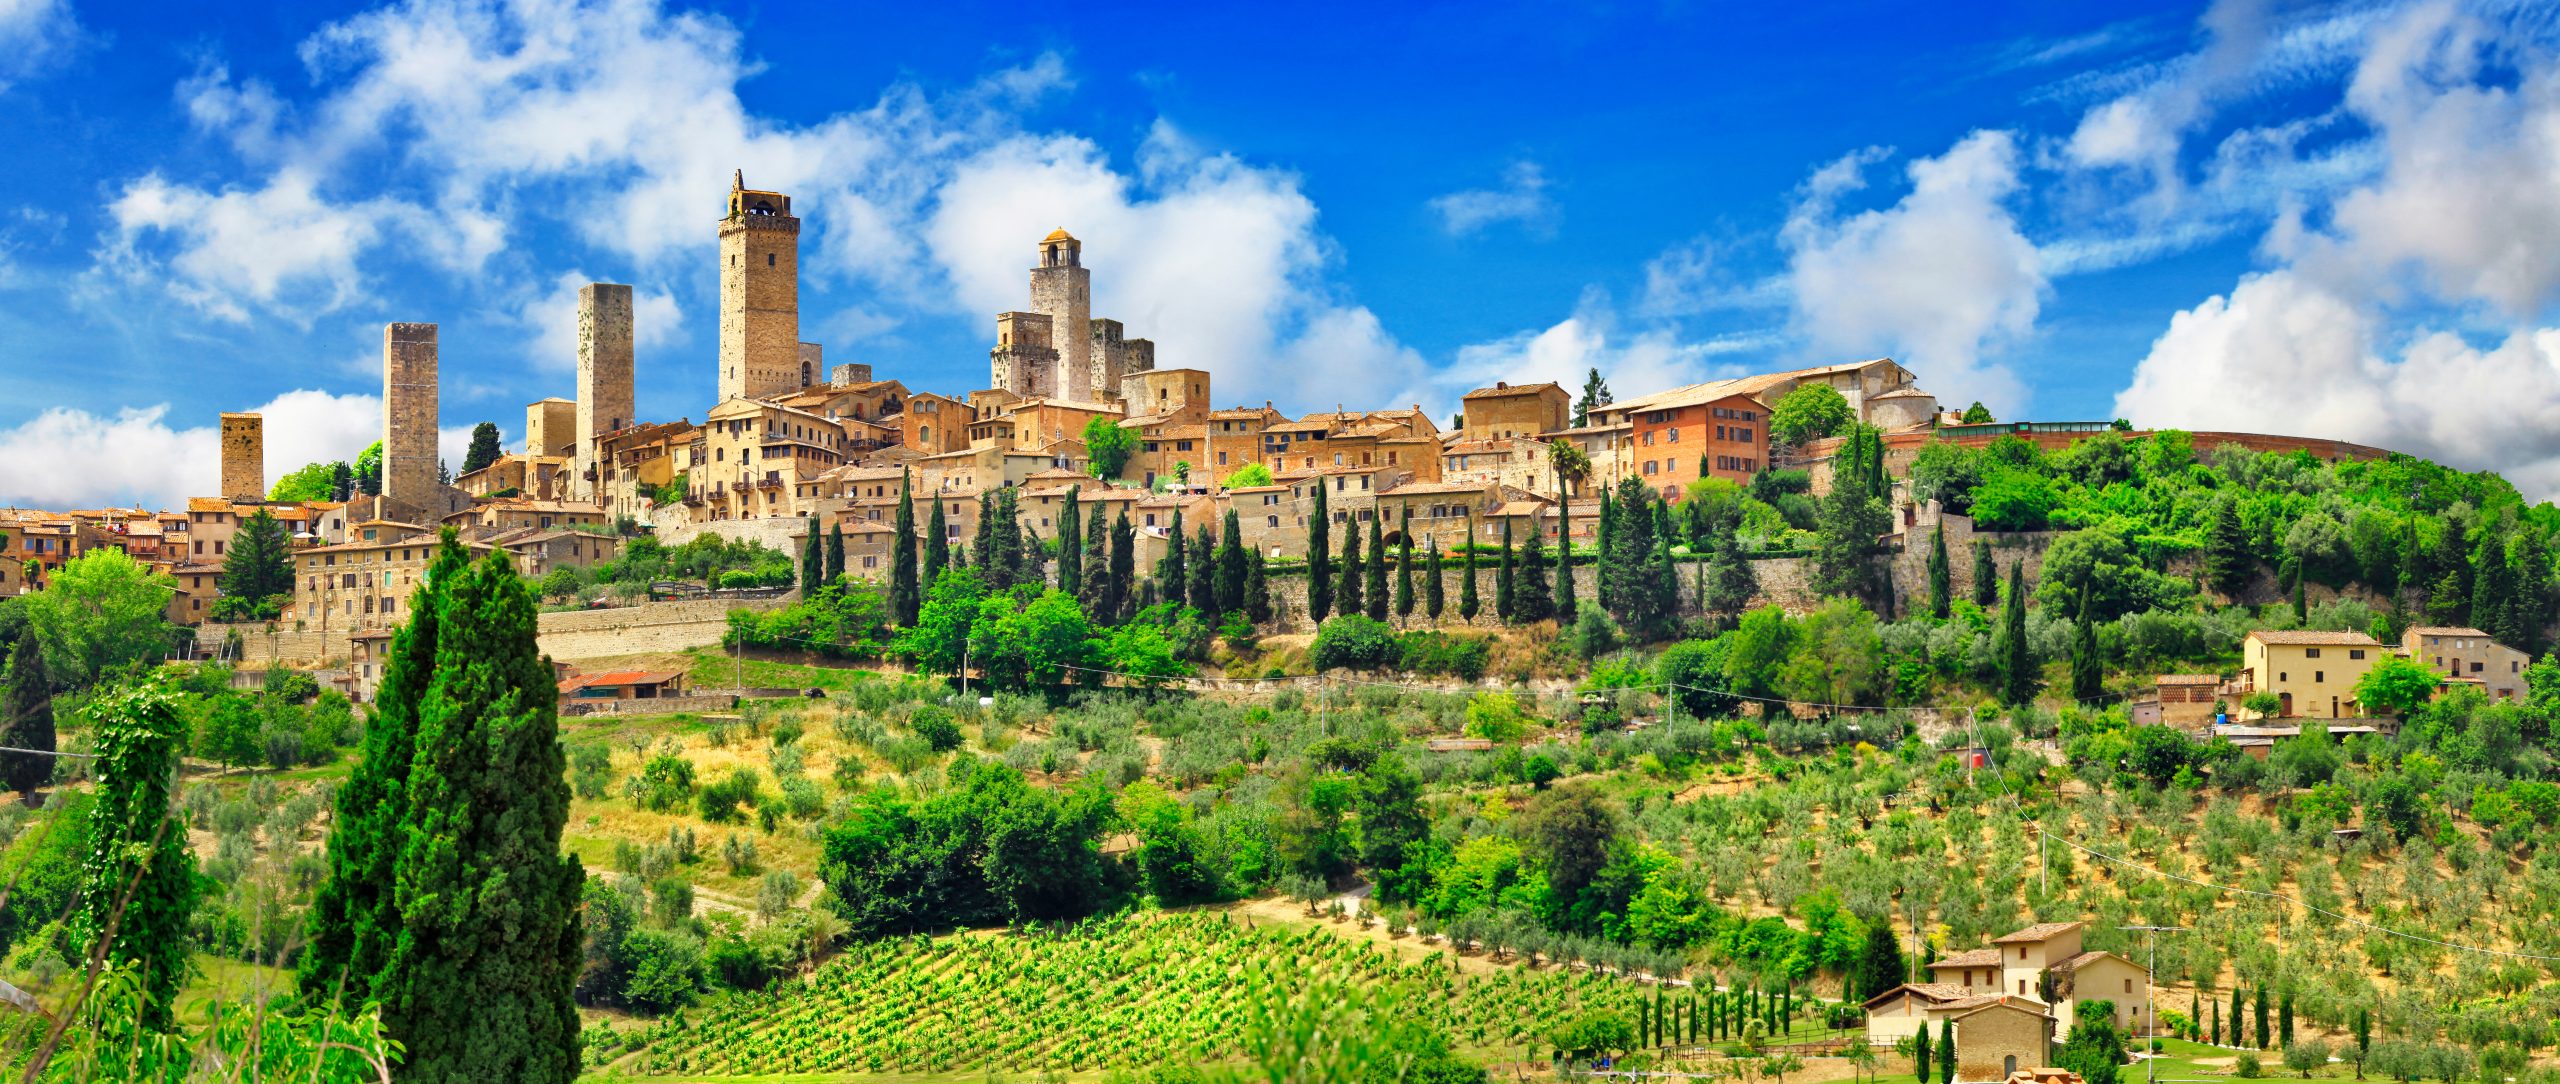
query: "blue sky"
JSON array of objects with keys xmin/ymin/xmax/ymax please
[{"xmin": 5, "ymin": 0, "xmax": 2560, "ymax": 508}]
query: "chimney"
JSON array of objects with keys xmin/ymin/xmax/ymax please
[{"xmin": 1495, "ymin": 381, "xmax": 1508, "ymax": 389}]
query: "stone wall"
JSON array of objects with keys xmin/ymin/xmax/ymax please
[
  {"xmin": 562, "ymin": 693, "xmax": 739, "ymax": 718},
  {"xmin": 536, "ymin": 597, "xmax": 785, "ymax": 660}
]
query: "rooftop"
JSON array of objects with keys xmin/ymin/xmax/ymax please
[
  {"xmin": 1991, "ymin": 921, "xmax": 2085, "ymax": 944},
  {"xmin": 2247, "ymin": 629, "xmax": 2383, "ymax": 647}
]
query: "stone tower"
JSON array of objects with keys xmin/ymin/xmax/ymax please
[
  {"xmin": 1029, "ymin": 229, "xmax": 1091, "ymax": 401},
  {"xmin": 382, "ymin": 323, "xmax": 440, "ymax": 514},
  {"xmin": 989, "ymin": 311, "xmax": 1060, "ymax": 399},
  {"xmin": 576, "ymin": 283, "xmax": 635, "ymax": 501},
  {"xmin": 218, "ymin": 413, "xmax": 263, "ymax": 501},
  {"xmin": 719, "ymin": 171, "xmax": 801, "ymax": 402},
  {"xmin": 526, "ymin": 397, "xmax": 577, "ymax": 459}
]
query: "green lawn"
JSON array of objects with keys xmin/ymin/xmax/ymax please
[{"xmin": 679, "ymin": 647, "xmax": 885, "ymax": 692}]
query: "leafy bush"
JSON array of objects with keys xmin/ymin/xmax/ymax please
[
  {"xmin": 1396, "ymin": 632, "xmax": 1489, "ymax": 680},
  {"xmin": 697, "ymin": 768, "xmax": 763, "ymax": 823},
  {"xmin": 910, "ymin": 705, "xmax": 964, "ymax": 752},
  {"xmin": 632, "ymin": 753, "xmax": 696, "ymax": 812},
  {"xmin": 1312, "ymin": 615, "xmax": 1398, "ymax": 672}
]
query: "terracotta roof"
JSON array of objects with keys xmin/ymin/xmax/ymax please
[
  {"xmin": 1930, "ymin": 948, "xmax": 2004, "ymax": 968},
  {"xmin": 2051, "ymin": 950, "xmax": 2144, "ymax": 974},
  {"xmin": 2246, "ymin": 629, "xmax": 2382, "ymax": 646},
  {"xmin": 1209, "ymin": 407, "xmax": 1279, "ymax": 420},
  {"xmin": 1992, "ymin": 921, "xmax": 2085, "ymax": 944},
  {"xmin": 2155, "ymin": 674, "xmax": 2220, "ymax": 685},
  {"xmin": 1381, "ymin": 481, "xmax": 1492, "ymax": 496},
  {"xmin": 558, "ymin": 669, "xmax": 683, "ymax": 693},
  {"xmin": 1859, "ymin": 982, "xmax": 1976, "ymax": 1009},
  {"xmin": 187, "ymin": 498, "xmax": 233, "ymax": 512},
  {"xmin": 1947, "ymin": 995, "xmax": 2053, "ymax": 1020},
  {"xmin": 2405, "ymin": 626, "xmax": 2493, "ymax": 638},
  {"xmin": 1461, "ymin": 380, "xmax": 1565, "ymax": 400}
]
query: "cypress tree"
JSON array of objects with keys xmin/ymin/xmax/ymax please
[
  {"xmin": 1425, "ymin": 537, "xmax": 1446, "ymax": 620},
  {"xmin": 1080, "ymin": 503, "xmax": 1109, "ymax": 615},
  {"xmin": 2254, "ymin": 986, "xmax": 2270, "ymax": 1050},
  {"xmin": 2211, "ymin": 996, "xmax": 2222, "ymax": 1046},
  {"xmin": 1938, "ymin": 1018, "xmax": 1954, "ymax": 1084},
  {"xmin": 924, "ymin": 492, "xmax": 950, "ymax": 587},
  {"xmin": 1157, "ymin": 509, "xmax": 1188, "ymax": 608},
  {"xmin": 1518, "ymin": 520, "xmax": 1552, "ymax": 623},
  {"xmin": 1927, "ymin": 521, "xmax": 1951, "ymax": 619},
  {"xmin": 1654, "ymin": 537, "xmax": 1678, "ymax": 632},
  {"xmin": 306, "ymin": 542, "xmax": 470, "ymax": 1008},
  {"xmin": 1496, "ymin": 522, "xmax": 1516, "ymax": 621},
  {"xmin": 1308, "ymin": 482, "xmax": 1334, "ymax": 621},
  {"xmin": 1189, "ymin": 524, "xmax": 1218, "ymax": 614},
  {"xmin": 1108, "ymin": 513, "xmax": 1136, "ymax": 622},
  {"xmin": 1972, "ymin": 540, "xmax": 1997, "ymax": 607},
  {"xmin": 825, "ymin": 522, "xmax": 845, "ymax": 585},
  {"xmin": 1245, "ymin": 547, "xmax": 1272, "ymax": 624},
  {"xmin": 1058, "ymin": 485, "xmax": 1084, "ymax": 598},
  {"xmin": 2279, "ymin": 990, "xmax": 2294, "ymax": 1049},
  {"xmin": 1459, "ymin": 528, "xmax": 1482, "ymax": 622},
  {"xmin": 1, "ymin": 634, "xmax": 55, "ymax": 805},
  {"xmin": 2471, "ymin": 538, "xmax": 2514, "ymax": 642},
  {"xmin": 376, "ymin": 545, "xmax": 584, "ymax": 1082},
  {"xmin": 890, "ymin": 471, "xmax": 921, "ymax": 622},
  {"xmin": 971, "ymin": 492, "xmax": 999, "ymax": 578},
  {"xmin": 799, "ymin": 514, "xmax": 823, "ymax": 596},
  {"xmin": 2204, "ymin": 496, "xmax": 2250, "ymax": 597},
  {"xmin": 1338, "ymin": 516, "xmax": 1366, "ymax": 619},
  {"xmin": 1914, "ymin": 1017, "xmax": 1932, "ymax": 1082},
  {"xmin": 1364, "ymin": 513, "xmax": 1389, "ymax": 621},
  {"xmin": 1218, "ymin": 509, "xmax": 1248, "ymax": 615},
  {"xmin": 1554, "ymin": 511, "xmax": 1578, "ymax": 624},
  {"xmin": 2231, "ymin": 987, "xmax": 2246, "ymax": 1049},
  {"xmin": 1394, "ymin": 508, "xmax": 1416, "ymax": 622},
  {"xmin": 1595, "ymin": 490, "xmax": 1616, "ymax": 604},
  {"xmin": 2353, "ymin": 1007, "xmax": 2370, "ymax": 1061},
  {"xmin": 74, "ymin": 674, "xmax": 198, "ymax": 1031},
  {"xmin": 2505, "ymin": 529, "xmax": 2549, "ymax": 654},
  {"xmin": 2071, "ymin": 580, "xmax": 2102, "ymax": 702},
  {"xmin": 2291, "ymin": 558, "xmax": 2310, "ymax": 624},
  {"xmin": 1998, "ymin": 558, "xmax": 2036, "ymax": 706}
]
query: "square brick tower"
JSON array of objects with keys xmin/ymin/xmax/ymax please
[
  {"xmin": 718, "ymin": 171, "xmax": 800, "ymax": 402},
  {"xmin": 575, "ymin": 283, "xmax": 635, "ymax": 501},
  {"xmin": 218, "ymin": 412, "xmax": 263, "ymax": 501},
  {"xmin": 526, "ymin": 397, "xmax": 577, "ymax": 458},
  {"xmin": 1030, "ymin": 229, "xmax": 1091, "ymax": 400},
  {"xmin": 382, "ymin": 323, "xmax": 440, "ymax": 513}
]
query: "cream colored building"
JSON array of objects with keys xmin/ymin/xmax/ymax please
[{"xmin": 2232, "ymin": 629, "xmax": 2387, "ymax": 719}]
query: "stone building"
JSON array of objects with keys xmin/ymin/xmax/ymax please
[
  {"xmin": 292, "ymin": 521, "xmax": 459, "ymax": 633},
  {"xmin": 526, "ymin": 397, "xmax": 578, "ymax": 459},
  {"xmin": 219, "ymin": 413, "xmax": 263, "ymax": 501},
  {"xmin": 381, "ymin": 323, "xmax": 441, "ymax": 514},
  {"xmin": 575, "ymin": 282, "xmax": 636, "ymax": 501},
  {"xmin": 1457, "ymin": 380, "xmax": 1569, "ymax": 440},
  {"xmin": 2402, "ymin": 626, "xmax": 2532, "ymax": 701},
  {"xmin": 718, "ymin": 172, "xmax": 805, "ymax": 403},
  {"xmin": 988, "ymin": 230, "xmax": 1157, "ymax": 404},
  {"xmin": 698, "ymin": 398, "xmax": 855, "ymax": 521}
]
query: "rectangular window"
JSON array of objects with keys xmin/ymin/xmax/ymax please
[
  {"xmin": 2350, "ymin": 649, "xmax": 2365, "ymax": 659},
  {"xmin": 2315, "ymin": 671, "xmax": 2325, "ymax": 683}
]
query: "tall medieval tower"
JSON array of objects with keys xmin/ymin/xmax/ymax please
[
  {"xmin": 576, "ymin": 283, "xmax": 635, "ymax": 501},
  {"xmin": 719, "ymin": 171, "xmax": 801, "ymax": 402},
  {"xmin": 1029, "ymin": 229, "xmax": 1091, "ymax": 401},
  {"xmin": 381, "ymin": 323, "xmax": 440, "ymax": 512},
  {"xmin": 218, "ymin": 413, "xmax": 263, "ymax": 501}
]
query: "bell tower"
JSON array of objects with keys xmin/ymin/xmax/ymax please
[
  {"xmin": 1029, "ymin": 228, "xmax": 1091, "ymax": 401},
  {"xmin": 719, "ymin": 170, "xmax": 801, "ymax": 402}
]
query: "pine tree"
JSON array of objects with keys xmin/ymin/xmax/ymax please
[
  {"xmin": 1189, "ymin": 524, "xmax": 1218, "ymax": 614},
  {"xmin": 1058, "ymin": 486, "xmax": 1084, "ymax": 598},
  {"xmin": 1364, "ymin": 513, "xmax": 1389, "ymax": 621},
  {"xmin": 1245, "ymin": 547, "xmax": 1272, "ymax": 624},
  {"xmin": 1459, "ymin": 529, "xmax": 1482, "ymax": 622},
  {"xmin": 1393, "ymin": 509, "xmax": 1416, "ymax": 622},
  {"xmin": 1308, "ymin": 482, "xmax": 1334, "ymax": 621},
  {"xmin": 219, "ymin": 508, "xmax": 296, "ymax": 617},
  {"xmin": 825, "ymin": 522, "xmax": 846, "ymax": 585},
  {"xmin": 1161, "ymin": 509, "xmax": 1189, "ymax": 607},
  {"xmin": 1927, "ymin": 522, "xmax": 1951, "ymax": 619},
  {"xmin": 375, "ymin": 545, "xmax": 583, "ymax": 1081},
  {"xmin": 1495, "ymin": 522, "xmax": 1516, "ymax": 621},
  {"xmin": 1517, "ymin": 521, "xmax": 1552, "ymax": 623},
  {"xmin": 1998, "ymin": 558, "xmax": 2036, "ymax": 706},
  {"xmin": 1338, "ymin": 516, "xmax": 1366, "ymax": 620},
  {"xmin": 2472, "ymin": 537, "xmax": 2515, "ymax": 643},
  {"xmin": 925, "ymin": 493, "xmax": 951, "ymax": 586},
  {"xmin": 800, "ymin": 515, "xmax": 823, "ymax": 597},
  {"xmin": 303, "ymin": 542, "xmax": 469, "ymax": 1012},
  {"xmin": 1425, "ymin": 537, "xmax": 1446, "ymax": 620},
  {"xmin": 1108, "ymin": 513, "xmax": 1136, "ymax": 622},
  {"xmin": 329, "ymin": 461, "xmax": 353, "ymax": 501},
  {"xmin": 2204, "ymin": 496, "xmax": 2251, "ymax": 598},
  {"xmin": 1, "ymin": 633, "xmax": 54, "ymax": 805},
  {"xmin": 75, "ymin": 674, "xmax": 197, "ymax": 1031},
  {"xmin": 1573, "ymin": 366, "xmax": 1612, "ymax": 428},
  {"xmin": 2506, "ymin": 529, "xmax": 2550, "ymax": 654},
  {"xmin": 1218, "ymin": 509, "xmax": 1248, "ymax": 615},
  {"xmin": 890, "ymin": 472, "xmax": 920, "ymax": 624},
  {"xmin": 1972, "ymin": 540, "xmax": 1997, "ymax": 607},
  {"xmin": 1079, "ymin": 503, "xmax": 1109, "ymax": 615},
  {"xmin": 461, "ymin": 420, "xmax": 502, "ymax": 474},
  {"xmin": 1553, "ymin": 514, "xmax": 1578, "ymax": 624},
  {"xmin": 2071, "ymin": 580, "xmax": 2102, "ymax": 702}
]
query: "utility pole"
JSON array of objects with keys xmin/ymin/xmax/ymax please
[{"xmin": 2121, "ymin": 925, "xmax": 2185, "ymax": 1084}]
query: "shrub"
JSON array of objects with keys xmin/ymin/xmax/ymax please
[
  {"xmin": 1463, "ymin": 692, "xmax": 1535, "ymax": 743},
  {"xmin": 1312, "ymin": 615, "xmax": 1398, "ymax": 672},
  {"xmin": 633, "ymin": 753, "xmax": 697, "ymax": 812},
  {"xmin": 1396, "ymin": 631, "xmax": 1490, "ymax": 680},
  {"xmin": 698, "ymin": 768, "xmax": 763, "ymax": 823},
  {"xmin": 911, "ymin": 705, "xmax": 964, "ymax": 752}
]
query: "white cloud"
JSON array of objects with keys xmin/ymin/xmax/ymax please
[
  {"xmin": 2064, "ymin": 0, "xmax": 2276, "ymax": 190},
  {"xmin": 1428, "ymin": 161, "xmax": 1558, "ymax": 237},
  {"xmin": 1637, "ymin": 236, "xmax": 1789, "ymax": 317},
  {"xmin": 1439, "ymin": 291, "xmax": 1769, "ymax": 422},
  {"xmin": 1782, "ymin": 131, "xmax": 2044, "ymax": 415},
  {"xmin": 105, "ymin": 170, "xmax": 393, "ymax": 323},
  {"xmin": 0, "ymin": 390, "xmax": 380, "ymax": 509},
  {"xmin": 0, "ymin": 0, "xmax": 74, "ymax": 92}
]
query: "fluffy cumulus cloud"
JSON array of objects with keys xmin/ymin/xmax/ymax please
[
  {"xmin": 1427, "ymin": 161, "xmax": 1558, "ymax": 238},
  {"xmin": 0, "ymin": 389, "xmax": 382, "ymax": 509},
  {"xmin": 2116, "ymin": 2, "xmax": 2560, "ymax": 496},
  {"xmin": 1782, "ymin": 131, "xmax": 2044, "ymax": 415},
  {"xmin": 0, "ymin": 0, "xmax": 75, "ymax": 92}
]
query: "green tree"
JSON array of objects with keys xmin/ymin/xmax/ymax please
[
  {"xmin": 824, "ymin": 522, "xmax": 846, "ymax": 585},
  {"xmin": 1495, "ymin": 522, "xmax": 1516, "ymax": 621},
  {"xmin": 1517, "ymin": 520, "xmax": 1553, "ymax": 624},
  {"xmin": 329, "ymin": 460, "xmax": 354, "ymax": 501},
  {"xmin": 1, "ymin": 632, "xmax": 55, "ymax": 804},
  {"xmin": 1553, "ymin": 515, "xmax": 1578, "ymax": 624},
  {"xmin": 1057, "ymin": 486, "xmax": 1083, "ymax": 599},
  {"xmin": 1221, "ymin": 462, "xmax": 1275, "ymax": 488},
  {"xmin": 1960, "ymin": 401, "xmax": 1994, "ymax": 424},
  {"xmin": 462, "ymin": 421, "xmax": 503, "ymax": 475},
  {"xmin": 215, "ymin": 508, "xmax": 295, "ymax": 620},
  {"xmin": 2071, "ymin": 581, "xmax": 2102, "ymax": 702},
  {"xmin": 1107, "ymin": 513, "xmax": 1135, "ymax": 622},
  {"xmin": 269, "ymin": 461, "xmax": 338, "ymax": 502},
  {"xmin": 1814, "ymin": 426, "xmax": 1892, "ymax": 602},
  {"xmin": 70, "ymin": 675, "xmax": 199, "ymax": 1031},
  {"xmin": 1083, "ymin": 416, "xmax": 1138, "ymax": 480},
  {"xmin": 1078, "ymin": 502, "xmax": 1109, "ymax": 615},
  {"xmin": 1937, "ymin": 1018, "xmax": 1956, "ymax": 1084},
  {"xmin": 1364, "ymin": 514, "xmax": 1389, "ymax": 622},
  {"xmin": 1770, "ymin": 383, "xmax": 1853, "ymax": 447},
  {"xmin": 2254, "ymin": 986, "xmax": 2270, "ymax": 1050},
  {"xmin": 1160, "ymin": 509, "xmax": 1190, "ymax": 607},
  {"xmin": 1218, "ymin": 508, "xmax": 1248, "ymax": 615},
  {"xmin": 2355, "ymin": 656, "xmax": 2443, "ymax": 717},
  {"xmin": 2055, "ymin": 1000, "xmax": 2126, "ymax": 1084},
  {"xmin": 2279, "ymin": 990, "xmax": 2294, "ymax": 1049},
  {"xmin": 1458, "ymin": 530, "xmax": 1481, "ymax": 622},
  {"xmin": 925, "ymin": 492, "xmax": 951, "ymax": 586},
  {"xmin": 1424, "ymin": 537, "xmax": 1446, "ymax": 620},
  {"xmin": 1573, "ymin": 367, "xmax": 1612, "ymax": 429},
  {"xmin": 1602, "ymin": 477, "xmax": 1674, "ymax": 640},
  {"xmin": 1189, "ymin": 524, "xmax": 1218, "ymax": 615},
  {"xmin": 1997, "ymin": 558, "xmax": 2037, "ymax": 706},
  {"xmin": 1393, "ymin": 509, "xmax": 1416, "ymax": 622},
  {"xmin": 353, "ymin": 440, "xmax": 383, "ymax": 495},
  {"xmin": 1246, "ymin": 546, "xmax": 1272, "ymax": 624},
  {"xmin": 1927, "ymin": 522, "xmax": 1952, "ymax": 619},
  {"xmin": 1913, "ymin": 1017, "xmax": 1933, "ymax": 1082},
  {"xmin": 20, "ymin": 549, "xmax": 177, "ymax": 687},
  {"xmin": 800, "ymin": 515, "xmax": 824, "ymax": 596},
  {"xmin": 889, "ymin": 472, "xmax": 920, "ymax": 625},
  {"xmin": 1972, "ymin": 540, "xmax": 1997, "ymax": 606},
  {"xmin": 1308, "ymin": 482, "xmax": 1334, "ymax": 622}
]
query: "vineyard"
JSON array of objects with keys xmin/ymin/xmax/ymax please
[{"xmin": 618, "ymin": 911, "xmax": 1693, "ymax": 1075}]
